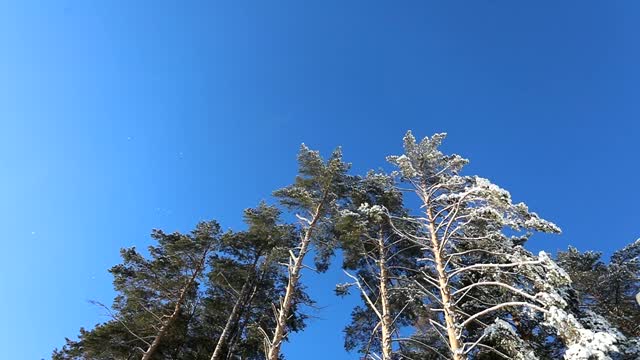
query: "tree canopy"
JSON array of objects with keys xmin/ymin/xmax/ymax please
[{"xmin": 54, "ymin": 133, "xmax": 639, "ymax": 360}]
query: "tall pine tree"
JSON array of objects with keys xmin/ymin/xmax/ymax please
[
  {"xmin": 264, "ymin": 145, "xmax": 351, "ymax": 360},
  {"xmin": 386, "ymin": 132, "xmax": 623, "ymax": 360},
  {"xmin": 336, "ymin": 171, "xmax": 422, "ymax": 360}
]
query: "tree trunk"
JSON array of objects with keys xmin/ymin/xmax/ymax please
[
  {"xmin": 266, "ymin": 205, "xmax": 322, "ymax": 360},
  {"xmin": 423, "ymin": 188, "xmax": 464, "ymax": 360},
  {"xmin": 377, "ymin": 230, "xmax": 393, "ymax": 360}
]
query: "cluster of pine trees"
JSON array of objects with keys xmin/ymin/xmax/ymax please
[{"xmin": 54, "ymin": 132, "xmax": 639, "ymax": 360}]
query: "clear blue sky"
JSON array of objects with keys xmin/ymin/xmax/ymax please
[{"xmin": 1, "ymin": 1, "xmax": 638, "ymax": 359}]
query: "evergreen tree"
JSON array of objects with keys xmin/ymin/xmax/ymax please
[
  {"xmin": 386, "ymin": 131, "xmax": 622, "ymax": 360},
  {"xmin": 558, "ymin": 240, "xmax": 640, "ymax": 357},
  {"xmin": 557, "ymin": 247, "xmax": 607, "ymax": 308},
  {"xmin": 265, "ymin": 145, "xmax": 351, "ymax": 360},
  {"xmin": 207, "ymin": 202, "xmax": 306, "ymax": 360},
  {"xmin": 53, "ymin": 221, "xmax": 221, "ymax": 360},
  {"xmin": 336, "ymin": 171, "xmax": 422, "ymax": 360}
]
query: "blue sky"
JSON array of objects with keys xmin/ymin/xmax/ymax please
[{"xmin": 0, "ymin": 1, "xmax": 638, "ymax": 359}]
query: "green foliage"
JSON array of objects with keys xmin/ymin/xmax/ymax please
[
  {"xmin": 558, "ymin": 240, "xmax": 640, "ymax": 337},
  {"xmin": 54, "ymin": 221, "xmax": 221, "ymax": 359},
  {"xmin": 273, "ymin": 144, "xmax": 352, "ymax": 272},
  {"xmin": 274, "ymin": 145, "xmax": 351, "ymax": 211}
]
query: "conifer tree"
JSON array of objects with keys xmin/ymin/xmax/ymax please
[
  {"xmin": 593, "ymin": 240, "xmax": 639, "ymax": 337},
  {"xmin": 207, "ymin": 202, "xmax": 305, "ymax": 360},
  {"xmin": 386, "ymin": 132, "xmax": 622, "ymax": 359},
  {"xmin": 141, "ymin": 222, "xmax": 220, "ymax": 360},
  {"xmin": 264, "ymin": 145, "xmax": 351, "ymax": 360},
  {"xmin": 54, "ymin": 221, "xmax": 221, "ymax": 360},
  {"xmin": 336, "ymin": 171, "xmax": 422, "ymax": 360},
  {"xmin": 558, "ymin": 239, "xmax": 640, "ymax": 357},
  {"xmin": 557, "ymin": 246, "xmax": 607, "ymax": 308}
]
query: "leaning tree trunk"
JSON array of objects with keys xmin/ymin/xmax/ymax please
[
  {"xmin": 141, "ymin": 250, "xmax": 209, "ymax": 360},
  {"xmin": 266, "ymin": 203, "xmax": 323, "ymax": 360}
]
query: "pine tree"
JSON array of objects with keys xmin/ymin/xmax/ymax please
[
  {"xmin": 558, "ymin": 240, "xmax": 640, "ymax": 357},
  {"xmin": 597, "ymin": 240, "xmax": 640, "ymax": 337},
  {"xmin": 264, "ymin": 145, "xmax": 351, "ymax": 360},
  {"xmin": 557, "ymin": 247, "xmax": 607, "ymax": 308},
  {"xmin": 53, "ymin": 221, "xmax": 221, "ymax": 360},
  {"xmin": 207, "ymin": 202, "xmax": 306, "ymax": 360},
  {"xmin": 386, "ymin": 132, "xmax": 622, "ymax": 360},
  {"xmin": 336, "ymin": 171, "xmax": 422, "ymax": 360}
]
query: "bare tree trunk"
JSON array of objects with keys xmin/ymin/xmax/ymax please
[
  {"xmin": 423, "ymin": 188, "xmax": 464, "ymax": 360},
  {"xmin": 377, "ymin": 230, "xmax": 393, "ymax": 360},
  {"xmin": 266, "ymin": 205, "xmax": 323, "ymax": 360},
  {"xmin": 141, "ymin": 249, "xmax": 209, "ymax": 360}
]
